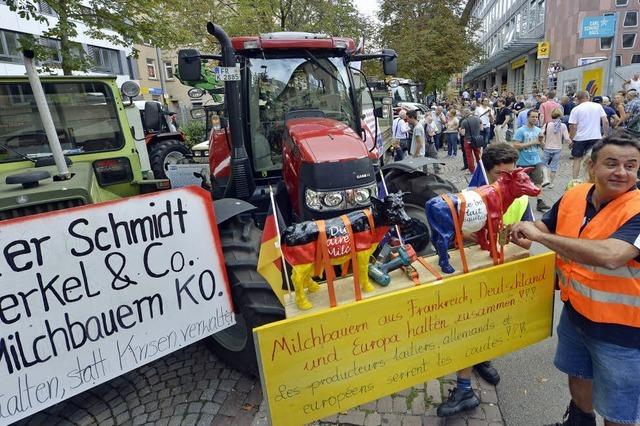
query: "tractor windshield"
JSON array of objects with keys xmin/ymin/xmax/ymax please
[
  {"xmin": 248, "ymin": 55, "xmax": 357, "ymax": 172},
  {"xmin": 0, "ymin": 81, "xmax": 124, "ymax": 163},
  {"xmin": 392, "ymin": 85, "xmax": 416, "ymax": 103}
]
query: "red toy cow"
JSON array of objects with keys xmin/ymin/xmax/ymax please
[{"xmin": 425, "ymin": 168, "xmax": 540, "ymax": 274}]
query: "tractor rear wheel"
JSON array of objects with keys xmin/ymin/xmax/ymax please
[
  {"xmin": 207, "ymin": 215, "xmax": 285, "ymax": 377},
  {"xmin": 148, "ymin": 139, "xmax": 191, "ymax": 180}
]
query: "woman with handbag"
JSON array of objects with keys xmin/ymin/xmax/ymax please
[{"xmin": 541, "ymin": 107, "xmax": 571, "ymax": 189}]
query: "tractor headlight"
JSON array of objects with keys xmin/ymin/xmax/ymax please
[
  {"xmin": 305, "ymin": 188, "xmax": 323, "ymax": 210},
  {"xmin": 323, "ymin": 192, "xmax": 344, "ymax": 207},
  {"xmin": 353, "ymin": 187, "xmax": 370, "ymax": 204}
]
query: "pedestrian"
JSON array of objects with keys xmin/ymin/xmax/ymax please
[
  {"xmin": 511, "ymin": 131, "xmax": 640, "ymax": 426},
  {"xmin": 512, "ymin": 109, "xmax": 551, "ymax": 212},
  {"xmin": 475, "ymin": 98, "xmax": 494, "ymax": 146},
  {"xmin": 407, "ymin": 110, "xmax": 425, "ymax": 159},
  {"xmin": 593, "ymin": 96, "xmax": 620, "ymax": 134},
  {"xmin": 612, "ymin": 93, "xmax": 627, "ymax": 127},
  {"xmin": 494, "ymin": 98, "xmax": 512, "ymax": 143},
  {"xmin": 622, "ymin": 73, "xmax": 640, "ymax": 93},
  {"xmin": 568, "ymin": 91, "xmax": 609, "ymax": 179},
  {"xmin": 516, "ymin": 101, "xmax": 532, "ymax": 131},
  {"xmin": 392, "ymin": 109, "xmax": 410, "ymax": 161},
  {"xmin": 539, "ymin": 91, "xmax": 562, "ymax": 127},
  {"xmin": 437, "ymin": 142, "xmax": 534, "ymax": 418},
  {"xmin": 561, "ymin": 95, "xmax": 576, "ymax": 125},
  {"xmin": 541, "ymin": 107, "xmax": 571, "ymax": 189},
  {"xmin": 459, "ymin": 108, "xmax": 483, "ymax": 173},
  {"xmin": 444, "ymin": 108, "xmax": 459, "ymax": 157},
  {"xmin": 432, "ymin": 106, "xmax": 446, "ymax": 151},
  {"xmin": 621, "ymin": 90, "xmax": 640, "ymax": 131}
]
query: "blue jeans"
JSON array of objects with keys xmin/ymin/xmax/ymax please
[
  {"xmin": 481, "ymin": 127, "xmax": 491, "ymax": 146},
  {"xmin": 554, "ymin": 307, "xmax": 640, "ymax": 424},
  {"xmin": 446, "ymin": 132, "xmax": 458, "ymax": 156},
  {"xmin": 433, "ymin": 132, "xmax": 443, "ymax": 150}
]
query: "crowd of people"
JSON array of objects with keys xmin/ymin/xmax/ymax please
[
  {"xmin": 390, "ymin": 76, "xmax": 640, "ymax": 426},
  {"xmin": 390, "ymin": 76, "xmax": 640, "ymax": 213}
]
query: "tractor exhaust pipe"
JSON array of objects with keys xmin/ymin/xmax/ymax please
[{"xmin": 206, "ymin": 22, "xmax": 255, "ymax": 200}]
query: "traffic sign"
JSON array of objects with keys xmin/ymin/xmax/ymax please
[{"xmin": 581, "ymin": 15, "xmax": 616, "ymax": 39}]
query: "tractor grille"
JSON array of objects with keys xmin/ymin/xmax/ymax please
[{"xmin": 0, "ymin": 199, "xmax": 85, "ymax": 221}]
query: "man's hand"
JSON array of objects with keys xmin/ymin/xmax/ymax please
[{"xmin": 511, "ymin": 221, "xmax": 543, "ymax": 245}]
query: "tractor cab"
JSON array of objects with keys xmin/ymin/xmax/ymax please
[{"xmin": 179, "ymin": 28, "xmax": 397, "ymax": 222}]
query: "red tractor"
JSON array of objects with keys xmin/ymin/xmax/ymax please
[{"xmin": 178, "ymin": 23, "xmax": 456, "ymax": 375}]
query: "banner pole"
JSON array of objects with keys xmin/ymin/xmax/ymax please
[{"xmin": 269, "ymin": 186, "xmax": 293, "ymax": 297}]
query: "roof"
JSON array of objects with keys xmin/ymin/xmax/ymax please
[
  {"xmin": 231, "ymin": 32, "xmax": 356, "ymax": 53},
  {"xmin": 464, "ymin": 37, "xmax": 541, "ymax": 82}
]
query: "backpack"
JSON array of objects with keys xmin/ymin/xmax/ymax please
[{"xmin": 464, "ymin": 118, "xmax": 486, "ymax": 149}]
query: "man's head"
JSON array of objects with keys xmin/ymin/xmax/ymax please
[
  {"xmin": 524, "ymin": 100, "xmax": 532, "ymax": 110},
  {"xmin": 462, "ymin": 108, "xmax": 472, "ymax": 117},
  {"xmin": 589, "ymin": 131, "xmax": 640, "ymax": 201},
  {"xmin": 527, "ymin": 109, "xmax": 539, "ymax": 126},
  {"xmin": 575, "ymin": 91, "xmax": 590, "ymax": 103},
  {"xmin": 593, "ymin": 96, "xmax": 603, "ymax": 104},
  {"xmin": 398, "ymin": 109, "xmax": 407, "ymax": 119},
  {"xmin": 539, "ymin": 95, "xmax": 548, "ymax": 103},
  {"xmin": 546, "ymin": 90, "xmax": 556, "ymax": 99},
  {"xmin": 482, "ymin": 98, "xmax": 490, "ymax": 106},
  {"xmin": 496, "ymin": 98, "xmax": 505, "ymax": 107},
  {"xmin": 482, "ymin": 143, "xmax": 520, "ymax": 184},
  {"xmin": 406, "ymin": 109, "xmax": 419, "ymax": 125},
  {"xmin": 561, "ymin": 95, "xmax": 570, "ymax": 105}
]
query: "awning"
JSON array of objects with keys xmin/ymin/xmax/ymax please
[{"xmin": 464, "ymin": 37, "xmax": 542, "ymax": 82}]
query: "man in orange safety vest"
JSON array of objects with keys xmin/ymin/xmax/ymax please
[{"xmin": 512, "ymin": 131, "xmax": 640, "ymax": 426}]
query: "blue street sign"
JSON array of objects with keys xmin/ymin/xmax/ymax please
[
  {"xmin": 581, "ymin": 15, "xmax": 616, "ymax": 39},
  {"xmin": 149, "ymin": 87, "xmax": 164, "ymax": 95}
]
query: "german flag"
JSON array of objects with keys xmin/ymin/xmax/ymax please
[{"xmin": 257, "ymin": 206, "xmax": 285, "ymax": 305}]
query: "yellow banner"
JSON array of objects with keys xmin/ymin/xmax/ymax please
[
  {"xmin": 511, "ymin": 56, "xmax": 527, "ymax": 69},
  {"xmin": 537, "ymin": 42, "xmax": 550, "ymax": 59},
  {"xmin": 582, "ymin": 67, "xmax": 604, "ymax": 96},
  {"xmin": 254, "ymin": 253, "xmax": 556, "ymax": 425}
]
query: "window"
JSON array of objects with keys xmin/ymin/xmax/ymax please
[
  {"xmin": 8, "ymin": 85, "xmax": 29, "ymax": 105},
  {"xmin": 632, "ymin": 54, "xmax": 640, "ymax": 63},
  {"xmin": 624, "ymin": 11, "xmax": 638, "ymax": 27},
  {"xmin": 615, "ymin": 0, "xmax": 628, "ymax": 5},
  {"xmin": 146, "ymin": 58, "xmax": 157, "ymax": 79},
  {"xmin": 600, "ymin": 36, "xmax": 613, "ymax": 50},
  {"xmin": 38, "ymin": 37, "xmax": 61, "ymax": 64},
  {"xmin": 622, "ymin": 33, "xmax": 637, "ymax": 48},
  {"xmin": 88, "ymin": 45, "xmax": 123, "ymax": 74},
  {"xmin": 616, "ymin": 55, "xmax": 622, "ymax": 66},
  {"xmin": 0, "ymin": 30, "xmax": 23, "ymax": 63},
  {"xmin": 164, "ymin": 61, "xmax": 174, "ymax": 80},
  {"xmin": 37, "ymin": 1, "xmax": 58, "ymax": 16}
]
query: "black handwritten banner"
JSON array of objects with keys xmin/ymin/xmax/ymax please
[
  {"xmin": 0, "ymin": 187, "xmax": 234, "ymax": 424},
  {"xmin": 254, "ymin": 253, "xmax": 555, "ymax": 425}
]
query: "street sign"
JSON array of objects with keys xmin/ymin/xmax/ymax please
[
  {"xmin": 537, "ymin": 41, "xmax": 550, "ymax": 59},
  {"xmin": 214, "ymin": 66, "xmax": 241, "ymax": 81},
  {"xmin": 149, "ymin": 87, "xmax": 164, "ymax": 95},
  {"xmin": 581, "ymin": 15, "xmax": 616, "ymax": 39}
]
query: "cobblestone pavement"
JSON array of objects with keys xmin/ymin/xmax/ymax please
[{"xmin": 18, "ymin": 144, "xmax": 578, "ymax": 426}]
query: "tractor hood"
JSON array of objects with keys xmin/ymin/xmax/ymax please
[{"xmin": 285, "ymin": 118, "xmax": 369, "ymax": 163}]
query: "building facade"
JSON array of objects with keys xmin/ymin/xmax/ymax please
[
  {"xmin": 133, "ymin": 44, "xmax": 197, "ymax": 114},
  {"xmin": 464, "ymin": 0, "xmax": 640, "ymax": 96},
  {"xmin": 0, "ymin": 1, "xmax": 135, "ymax": 85}
]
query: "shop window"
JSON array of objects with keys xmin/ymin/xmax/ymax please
[
  {"xmin": 615, "ymin": 0, "xmax": 628, "ymax": 6},
  {"xmin": 632, "ymin": 54, "xmax": 640, "ymax": 64}
]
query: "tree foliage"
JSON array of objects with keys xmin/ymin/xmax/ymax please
[
  {"xmin": 195, "ymin": 0, "xmax": 372, "ymax": 45},
  {"xmin": 378, "ymin": 0, "xmax": 481, "ymax": 93},
  {"xmin": 6, "ymin": 0, "xmax": 198, "ymax": 75}
]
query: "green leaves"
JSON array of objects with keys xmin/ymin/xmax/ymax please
[{"xmin": 378, "ymin": 0, "xmax": 481, "ymax": 93}]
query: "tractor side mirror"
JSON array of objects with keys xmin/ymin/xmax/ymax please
[
  {"xmin": 190, "ymin": 107, "xmax": 206, "ymax": 119},
  {"xmin": 382, "ymin": 49, "xmax": 397, "ymax": 76},
  {"xmin": 178, "ymin": 49, "xmax": 202, "ymax": 81}
]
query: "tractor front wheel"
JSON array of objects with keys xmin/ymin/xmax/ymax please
[
  {"xmin": 207, "ymin": 216, "xmax": 285, "ymax": 377},
  {"xmin": 148, "ymin": 139, "xmax": 191, "ymax": 180}
]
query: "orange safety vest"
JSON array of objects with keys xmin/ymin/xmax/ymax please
[{"xmin": 556, "ymin": 183, "xmax": 640, "ymax": 327}]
